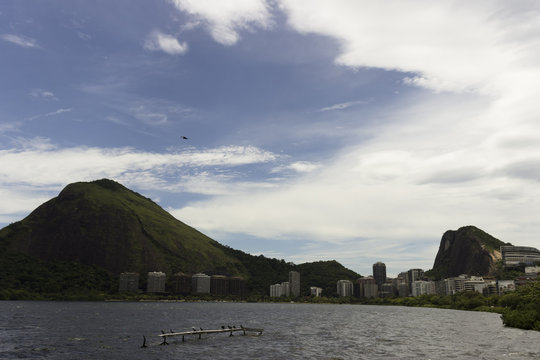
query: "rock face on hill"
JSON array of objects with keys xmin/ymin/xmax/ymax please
[
  {"xmin": 431, "ymin": 225, "xmax": 507, "ymax": 279},
  {"xmin": 0, "ymin": 179, "xmax": 247, "ymax": 277}
]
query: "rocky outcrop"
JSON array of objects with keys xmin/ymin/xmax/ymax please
[{"xmin": 431, "ymin": 225, "xmax": 506, "ymax": 279}]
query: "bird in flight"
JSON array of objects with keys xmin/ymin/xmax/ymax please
[{"xmin": 181, "ymin": 136, "xmax": 188, "ymax": 140}]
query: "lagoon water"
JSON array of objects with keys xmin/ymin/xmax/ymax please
[{"xmin": 0, "ymin": 301, "xmax": 539, "ymax": 359}]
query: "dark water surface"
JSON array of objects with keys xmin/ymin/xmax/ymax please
[{"xmin": 0, "ymin": 301, "xmax": 538, "ymax": 359}]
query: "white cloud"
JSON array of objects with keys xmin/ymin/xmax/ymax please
[
  {"xmin": 318, "ymin": 99, "xmax": 371, "ymax": 112},
  {"xmin": 0, "ymin": 141, "xmax": 280, "ymax": 221},
  {"xmin": 1, "ymin": 33, "xmax": 40, "ymax": 48},
  {"xmin": 27, "ymin": 108, "xmax": 72, "ymax": 121},
  {"xmin": 170, "ymin": 0, "xmax": 273, "ymax": 45},
  {"xmin": 30, "ymin": 89, "xmax": 58, "ymax": 100},
  {"xmin": 0, "ymin": 141, "xmax": 278, "ymax": 187},
  {"xmin": 279, "ymin": 1, "xmax": 539, "ymax": 95},
  {"xmin": 144, "ymin": 30, "xmax": 188, "ymax": 55}
]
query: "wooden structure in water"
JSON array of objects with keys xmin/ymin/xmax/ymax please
[{"xmin": 142, "ymin": 325, "xmax": 263, "ymax": 347}]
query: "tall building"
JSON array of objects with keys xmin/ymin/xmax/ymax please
[
  {"xmin": 228, "ymin": 277, "xmax": 246, "ymax": 297},
  {"xmin": 210, "ymin": 275, "xmax": 229, "ymax": 296},
  {"xmin": 192, "ymin": 273, "xmax": 211, "ymax": 294},
  {"xmin": 289, "ymin": 271, "xmax": 301, "ymax": 297},
  {"xmin": 407, "ymin": 268, "xmax": 424, "ymax": 292},
  {"xmin": 171, "ymin": 272, "xmax": 192, "ymax": 294},
  {"xmin": 337, "ymin": 280, "xmax": 354, "ymax": 297},
  {"xmin": 147, "ymin": 271, "xmax": 166, "ymax": 293},
  {"xmin": 407, "ymin": 268, "xmax": 424, "ymax": 284},
  {"xmin": 119, "ymin": 272, "xmax": 139, "ymax": 293},
  {"xmin": 372, "ymin": 262, "xmax": 387, "ymax": 289}
]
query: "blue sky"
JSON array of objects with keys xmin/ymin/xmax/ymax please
[{"xmin": 2, "ymin": 1, "xmax": 540, "ymax": 277}]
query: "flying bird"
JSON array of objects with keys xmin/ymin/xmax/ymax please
[{"xmin": 181, "ymin": 136, "xmax": 188, "ymax": 140}]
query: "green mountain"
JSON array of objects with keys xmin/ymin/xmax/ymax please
[
  {"xmin": 0, "ymin": 179, "xmax": 246, "ymax": 277},
  {"xmin": 0, "ymin": 179, "xmax": 361, "ymax": 297},
  {"xmin": 429, "ymin": 225, "xmax": 509, "ymax": 279}
]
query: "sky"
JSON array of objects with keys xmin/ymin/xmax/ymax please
[{"xmin": 2, "ymin": 1, "xmax": 540, "ymax": 277}]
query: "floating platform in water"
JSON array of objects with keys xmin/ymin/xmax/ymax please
[{"xmin": 141, "ymin": 325, "xmax": 263, "ymax": 347}]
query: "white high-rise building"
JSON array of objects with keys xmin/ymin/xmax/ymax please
[
  {"xmin": 270, "ymin": 282, "xmax": 290, "ymax": 297},
  {"xmin": 337, "ymin": 280, "xmax": 354, "ymax": 297},
  {"xmin": 192, "ymin": 273, "xmax": 211, "ymax": 294},
  {"xmin": 411, "ymin": 280, "xmax": 436, "ymax": 297}
]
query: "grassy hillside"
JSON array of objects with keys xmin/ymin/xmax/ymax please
[{"xmin": 0, "ymin": 179, "xmax": 247, "ymax": 277}]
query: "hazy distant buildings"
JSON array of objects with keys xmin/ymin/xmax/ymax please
[
  {"xmin": 147, "ymin": 271, "xmax": 166, "ymax": 293},
  {"xmin": 372, "ymin": 262, "xmax": 387, "ymax": 289},
  {"xmin": 119, "ymin": 272, "xmax": 139, "ymax": 292},
  {"xmin": 289, "ymin": 271, "xmax": 301, "ymax": 297},
  {"xmin": 270, "ymin": 282, "xmax": 290, "ymax": 297},
  {"xmin": 192, "ymin": 273, "xmax": 211, "ymax": 294},
  {"xmin": 337, "ymin": 280, "xmax": 354, "ymax": 297},
  {"xmin": 310, "ymin": 286, "xmax": 323, "ymax": 297}
]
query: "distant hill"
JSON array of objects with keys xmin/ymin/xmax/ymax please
[
  {"xmin": 0, "ymin": 179, "xmax": 361, "ymax": 297},
  {"xmin": 430, "ymin": 225, "xmax": 509, "ymax": 279}
]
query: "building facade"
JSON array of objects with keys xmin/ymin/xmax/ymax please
[
  {"xmin": 289, "ymin": 271, "xmax": 301, "ymax": 297},
  {"xmin": 373, "ymin": 262, "xmax": 387, "ymax": 289},
  {"xmin": 171, "ymin": 272, "xmax": 192, "ymax": 294},
  {"xmin": 501, "ymin": 245, "xmax": 540, "ymax": 267},
  {"xmin": 147, "ymin": 271, "xmax": 166, "ymax": 293},
  {"xmin": 192, "ymin": 273, "xmax": 211, "ymax": 294},
  {"xmin": 310, "ymin": 287, "xmax": 323, "ymax": 297},
  {"xmin": 270, "ymin": 282, "xmax": 290, "ymax": 297},
  {"xmin": 119, "ymin": 272, "xmax": 140, "ymax": 293},
  {"xmin": 357, "ymin": 277, "xmax": 378, "ymax": 298},
  {"xmin": 411, "ymin": 280, "xmax": 436, "ymax": 297},
  {"xmin": 228, "ymin": 277, "xmax": 246, "ymax": 296},
  {"xmin": 210, "ymin": 275, "xmax": 229, "ymax": 296},
  {"xmin": 337, "ymin": 280, "xmax": 354, "ymax": 297}
]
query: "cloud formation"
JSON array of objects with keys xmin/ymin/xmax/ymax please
[
  {"xmin": 1, "ymin": 33, "xmax": 40, "ymax": 48},
  {"xmin": 144, "ymin": 30, "xmax": 188, "ymax": 55},
  {"xmin": 170, "ymin": 0, "xmax": 273, "ymax": 45},
  {"xmin": 164, "ymin": 1, "xmax": 540, "ymax": 274}
]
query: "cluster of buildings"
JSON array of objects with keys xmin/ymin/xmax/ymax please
[
  {"xmin": 118, "ymin": 271, "xmax": 246, "ymax": 296},
  {"xmin": 335, "ymin": 245, "xmax": 540, "ymax": 299},
  {"xmin": 338, "ymin": 265, "xmax": 538, "ymax": 299},
  {"xmin": 269, "ymin": 271, "xmax": 301, "ymax": 297},
  {"xmin": 268, "ymin": 245, "xmax": 539, "ymax": 299}
]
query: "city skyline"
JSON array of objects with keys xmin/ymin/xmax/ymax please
[{"xmin": 2, "ymin": 2, "xmax": 540, "ymax": 277}]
